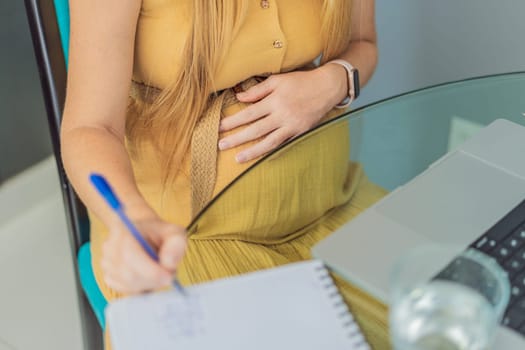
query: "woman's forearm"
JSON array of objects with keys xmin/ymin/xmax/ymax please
[
  {"xmin": 317, "ymin": 39, "xmax": 378, "ymax": 108},
  {"xmin": 337, "ymin": 39, "xmax": 378, "ymax": 87},
  {"xmin": 318, "ymin": 0, "xmax": 378, "ymax": 105},
  {"xmin": 61, "ymin": 126, "xmax": 157, "ymax": 226}
]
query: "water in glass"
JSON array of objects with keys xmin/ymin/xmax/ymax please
[{"xmin": 391, "ymin": 280, "xmax": 496, "ymax": 350}]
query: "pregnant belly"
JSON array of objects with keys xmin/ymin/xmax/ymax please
[{"xmin": 191, "ymin": 113, "xmax": 355, "ymax": 244}]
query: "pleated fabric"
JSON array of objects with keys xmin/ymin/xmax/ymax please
[{"xmin": 93, "ymin": 108, "xmax": 390, "ymax": 349}]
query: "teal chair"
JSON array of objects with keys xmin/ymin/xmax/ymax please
[{"xmin": 25, "ymin": 0, "xmax": 107, "ymax": 348}]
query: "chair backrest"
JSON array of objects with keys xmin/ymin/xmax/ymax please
[
  {"xmin": 25, "ymin": 2, "xmax": 104, "ymax": 348},
  {"xmin": 53, "ymin": 0, "xmax": 70, "ymax": 65},
  {"xmin": 24, "ymin": 0, "xmax": 90, "ymax": 252}
]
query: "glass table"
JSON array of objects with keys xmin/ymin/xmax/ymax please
[{"xmin": 189, "ymin": 72, "xmax": 525, "ymax": 349}]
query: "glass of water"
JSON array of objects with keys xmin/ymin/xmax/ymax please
[{"xmin": 389, "ymin": 245, "xmax": 510, "ymax": 350}]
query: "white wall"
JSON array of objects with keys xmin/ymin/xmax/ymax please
[{"xmin": 357, "ymin": 0, "xmax": 525, "ymax": 107}]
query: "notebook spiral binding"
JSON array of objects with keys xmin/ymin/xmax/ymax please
[{"xmin": 315, "ymin": 264, "xmax": 371, "ymax": 350}]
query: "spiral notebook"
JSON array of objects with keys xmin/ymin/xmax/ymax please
[{"xmin": 106, "ymin": 260, "xmax": 370, "ymax": 350}]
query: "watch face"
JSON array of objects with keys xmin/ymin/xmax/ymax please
[{"xmin": 352, "ymin": 69, "xmax": 360, "ymax": 99}]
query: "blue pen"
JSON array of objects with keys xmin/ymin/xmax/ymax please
[{"xmin": 89, "ymin": 173, "xmax": 185, "ymax": 295}]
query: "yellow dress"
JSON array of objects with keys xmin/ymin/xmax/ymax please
[{"xmin": 89, "ymin": 1, "xmax": 390, "ymax": 348}]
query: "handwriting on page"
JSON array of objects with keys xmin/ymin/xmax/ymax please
[{"xmin": 152, "ymin": 292, "xmax": 207, "ymax": 340}]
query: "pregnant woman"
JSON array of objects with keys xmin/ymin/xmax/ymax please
[{"xmin": 61, "ymin": 0, "xmax": 387, "ymax": 348}]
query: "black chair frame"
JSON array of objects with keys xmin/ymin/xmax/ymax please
[{"xmin": 24, "ymin": 0, "xmax": 103, "ymax": 348}]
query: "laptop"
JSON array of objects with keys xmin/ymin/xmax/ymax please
[{"xmin": 312, "ymin": 118, "xmax": 525, "ymax": 348}]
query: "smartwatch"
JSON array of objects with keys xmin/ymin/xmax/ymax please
[{"xmin": 327, "ymin": 59, "xmax": 360, "ymax": 108}]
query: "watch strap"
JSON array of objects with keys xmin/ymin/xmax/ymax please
[{"xmin": 326, "ymin": 59, "xmax": 359, "ymax": 109}]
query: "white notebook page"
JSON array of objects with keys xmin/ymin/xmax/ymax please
[{"xmin": 107, "ymin": 260, "xmax": 370, "ymax": 350}]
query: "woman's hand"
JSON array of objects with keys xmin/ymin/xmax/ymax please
[
  {"xmin": 100, "ymin": 215, "xmax": 187, "ymax": 294},
  {"xmin": 218, "ymin": 64, "xmax": 348, "ymax": 163}
]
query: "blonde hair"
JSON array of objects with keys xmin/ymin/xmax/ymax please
[{"xmin": 126, "ymin": 0, "xmax": 353, "ymax": 184}]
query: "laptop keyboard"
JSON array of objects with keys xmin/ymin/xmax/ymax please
[
  {"xmin": 435, "ymin": 199, "xmax": 525, "ymax": 336},
  {"xmin": 469, "ymin": 199, "xmax": 525, "ymax": 336}
]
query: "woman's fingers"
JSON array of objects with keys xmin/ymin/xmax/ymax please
[
  {"xmin": 219, "ymin": 116, "xmax": 277, "ymax": 151},
  {"xmin": 121, "ymin": 235, "xmax": 172, "ymax": 285},
  {"xmin": 158, "ymin": 233, "xmax": 187, "ymax": 271},
  {"xmin": 147, "ymin": 220, "xmax": 187, "ymax": 271},
  {"xmin": 235, "ymin": 76, "xmax": 276, "ymax": 103},
  {"xmin": 105, "ymin": 232, "xmax": 172, "ymax": 293},
  {"xmin": 219, "ymin": 100, "xmax": 270, "ymax": 132},
  {"xmin": 235, "ymin": 128, "xmax": 291, "ymax": 163},
  {"xmin": 102, "ymin": 219, "xmax": 186, "ymax": 294},
  {"xmin": 219, "ymin": 78, "xmax": 276, "ymax": 132}
]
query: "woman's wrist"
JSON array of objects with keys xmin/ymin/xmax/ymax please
[{"xmin": 316, "ymin": 63, "xmax": 350, "ymax": 109}]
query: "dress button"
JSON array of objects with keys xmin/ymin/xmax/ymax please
[
  {"xmin": 260, "ymin": 0, "xmax": 270, "ymax": 9},
  {"xmin": 272, "ymin": 40, "xmax": 283, "ymax": 49}
]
